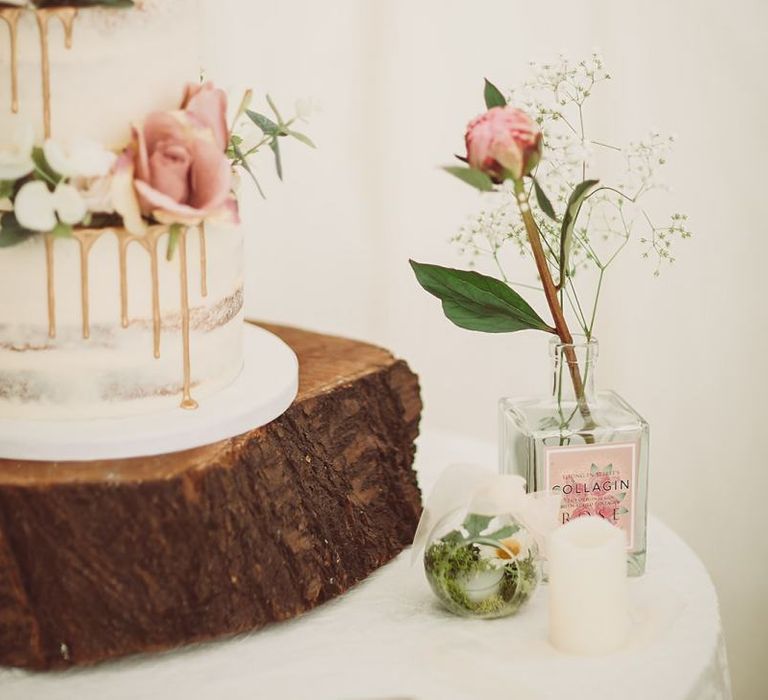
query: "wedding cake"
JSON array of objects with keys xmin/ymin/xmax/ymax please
[{"xmin": 0, "ymin": 0, "xmax": 245, "ymax": 419}]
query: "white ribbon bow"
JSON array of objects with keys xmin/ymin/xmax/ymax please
[{"xmin": 412, "ymin": 464, "xmax": 562, "ymax": 562}]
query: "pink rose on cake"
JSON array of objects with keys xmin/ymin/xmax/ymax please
[{"xmin": 116, "ymin": 82, "xmax": 238, "ymax": 234}]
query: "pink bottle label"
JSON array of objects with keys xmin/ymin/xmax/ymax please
[{"xmin": 544, "ymin": 441, "xmax": 638, "ymax": 549}]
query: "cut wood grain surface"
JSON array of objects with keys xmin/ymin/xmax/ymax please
[{"xmin": 0, "ymin": 323, "xmax": 422, "ymax": 670}]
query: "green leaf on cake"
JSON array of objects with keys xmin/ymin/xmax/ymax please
[
  {"xmin": 409, "ymin": 260, "xmax": 554, "ymax": 334},
  {"xmin": 0, "ymin": 213, "xmax": 36, "ymax": 248},
  {"xmin": 31, "ymin": 147, "xmax": 63, "ymax": 187},
  {"xmin": 483, "ymin": 78, "xmax": 507, "ymax": 109},
  {"xmin": 166, "ymin": 223, "xmax": 182, "ymax": 261},
  {"xmin": 442, "ymin": 166, "xmax": 495, "ymax": 192},
  {"xmin": 0, "ymin": 180, "xmax": 14, "ymax": 200}
]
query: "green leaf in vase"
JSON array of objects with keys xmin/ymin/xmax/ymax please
[
  {"xmin": 442, "ymin": 166, "xmax": 495, "ymax": 192},
  {"xmin": 559, "ymin": 178, "xmax": 599, "ymax": 282},
  {"xmin": 532, "ymin": 177, "xmax": 558, "ymax": 222},
  {"xmin": 483, "ymin": 78, "xmax": 507, "ymax": 109},
  {"xmin": 410, "ymin": 261, "xmax": 554, "ymax": 334}
]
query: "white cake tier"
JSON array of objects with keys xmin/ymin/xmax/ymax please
[
  {"xmin": 0, "ymin": 224, "xmax": 244, "ymax": 420},
  {"xmin": 0, "ymin": 0, "xmax": 200, "ymax": 146}
]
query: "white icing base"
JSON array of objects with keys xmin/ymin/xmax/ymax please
[
  {"xmin": 0, "ymin": 224, "xmax": 244, "ymax": 420},
  {"xmin": 0, "ymin": 324, "xmax": 298, "ymax": 460}
]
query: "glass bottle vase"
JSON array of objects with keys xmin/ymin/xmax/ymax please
[{"xmin": 499, "ymin": 338, "xmax": 649, "ymax": 576}]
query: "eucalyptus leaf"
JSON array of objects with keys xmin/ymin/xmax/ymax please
[
  {"xmin": 231, "ymin": 138, "xmax": 265, "ymax": 199},
  {"xmin": 442, "ymin": 166, "xmax": 494, "ymax": 192},
  {"xmin": 483, "ymin": 78, "xmax": 506, "ymax": 109},
  {"xmin": 559, "ymin": 179, "xmax": 599, "ymax": 282},
  {"xmin": 246, "ymin": 110, "xmax": 279, "ymax": 136},
  {"xmin": 266, "ymin": 94, "xmax": 284, "ymax": 125},
  {"xmin": 410, "ymin": 260, "xmax": 554, "ymax": 334},
  {"xmin": 532, "ymin": 177, "xmax": 558, "ymax": 222},
  {"xmin": 270, "ymin": 138, "xmax": 283, "ymax": 181},
  {"xmin": 288, "ymin": 130, "xmax": 316, "ymax": 149}
]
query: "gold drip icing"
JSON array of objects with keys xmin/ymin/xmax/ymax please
[
  {"xmin": 177, "ymin": 228, "xmax": 198, "ymax": 410},
  {"xmin": 44, "ymin": 234, "xmax": 56, "ymax": 338},
  {"xmin": 41, "ymin": 226, "xmax": 209, "ymax": 409},
  {"xmin": 71, "ymin": 228, "xmax": 100, "ymax": 339},
  {"xmin": 34, "ymin": 8, "xmax": 78, "ymax": 138},
  {"xmin": 199, "ymin": 224, "xmax": 208, "ymax": 297},
  {"xmin": 0, "ymin": 9, "xmax": 21, "ymax": 113},
  {"xmin": 118, "ymin": 234, "xmax": 130, "ymax": 328},
  {"xmin": 147, "ymin": 231, "xmax": 161, "ymax": 358}
]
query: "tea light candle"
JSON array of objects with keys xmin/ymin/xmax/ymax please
[{"xmin": 547, "ymin": 516, "xmax": 630, "ymax": 655}]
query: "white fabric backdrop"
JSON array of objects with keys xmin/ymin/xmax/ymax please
[{"xmin": 202, "ymin": 2, "xmax": 768, "ymax": 697}]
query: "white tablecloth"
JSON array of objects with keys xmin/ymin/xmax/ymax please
[{"xmin": 0, "ymin": 432, "xmax": 732, "ymax": 700}]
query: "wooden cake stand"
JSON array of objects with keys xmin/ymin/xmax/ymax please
[{"xmin": 0, "ymin": 323, "xmax": 423, "ymax": 670}]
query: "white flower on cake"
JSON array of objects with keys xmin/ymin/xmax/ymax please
[
  {"xmin": 43, "ymin": 138, "xmax": 116, "ymax": 180},
  {"xmin": 0, "ymin": 125, "xmax": 35, "ymax": 181},
  {"xmin": 14, "ymin": 181, "xmax": 87, "ymax": 232}
]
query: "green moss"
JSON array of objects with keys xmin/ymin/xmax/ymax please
[{"xmin": 424, "ymin": 528, "xmax": 539, "ymax": 619}]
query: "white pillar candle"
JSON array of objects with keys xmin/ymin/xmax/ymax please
[{"xmin": 547, "ymin": 516, "xmax": 630, "ymax": 655}]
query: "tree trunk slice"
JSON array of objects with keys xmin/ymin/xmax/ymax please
[{"xmin": 0, "ymin": 323, "xmax": 423, "ymax": 670}]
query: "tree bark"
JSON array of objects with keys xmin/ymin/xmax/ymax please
[{"xmin": 0, "ymin": 323, "xmax": 423, "ymax": 670}]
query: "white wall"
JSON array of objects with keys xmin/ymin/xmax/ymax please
[{"xmin": 204, "ymin": 2, "xmax": 768, "ymax": 697}]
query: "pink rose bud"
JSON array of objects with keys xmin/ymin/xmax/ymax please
[{"xmin": 465, "ymin": 106, "xmax": 542, "ymax": 182}]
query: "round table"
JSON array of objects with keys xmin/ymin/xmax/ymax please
[{"xmin": 0, "ymin": 432, "xmax": 732, "ymax": 700}]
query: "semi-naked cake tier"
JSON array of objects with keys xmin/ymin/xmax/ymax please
[
  {"xmin": 0, "ymin": 225, "xmax": 244, "ymax": 419},
  {"xmin": 0, "ymin": 0, "xmax": 248, "ymax": 420},
  {"xmin": 0, "ymin": 0, "xmax": 200, "ymax": 146}
]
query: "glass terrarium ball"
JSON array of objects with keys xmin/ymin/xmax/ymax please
[{"xmin": 423, "ymin": 510, "xmax": 540, "ymax": 619}]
